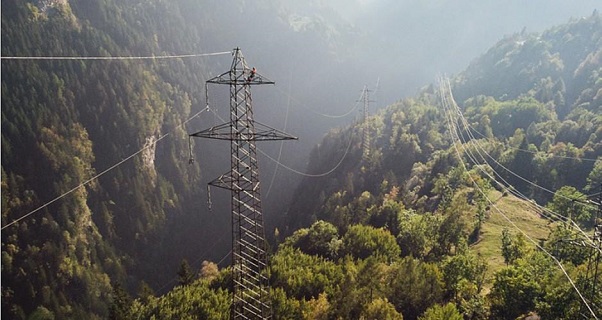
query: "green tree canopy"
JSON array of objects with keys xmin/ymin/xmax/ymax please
[
  {"xmin": 418, "ymin": 303, "xmax": 463, "ymax": 320},
  {"xmin": 177, "ymin": 259, "xmax": 195, "ymax": 286},
  {"xmin": 284, "ymin": 220, "xmax": 341, "ymax": 259},
  {"xmin": 360, "ymin": 298, "xmax": 404, "ymax": 320},
  {"xmin": 342, "ymin": 224, "xmax": 401, "ymax": 262},
  {"xmin": 547, "ymin": 185, "xmax": 594, "ymax": 226},
  {"xmin": 386, "ymin": 257, "xmax": 444, "ymax": 319}
]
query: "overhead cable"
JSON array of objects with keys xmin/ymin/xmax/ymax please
[
  {"xmin": 447, "ymin": 85, "xmax": 598, "ymax": 211},
  {"xmin": 273, "ymin": 83, "xmax": 364, "ymax": 119},
  {"xmin": 439, "ymin": 78, "xmax": 598, "ymax": 319},
  {"xmin": 265, "ymin": 72, "xmax": 293, "ymax": 198},
  {"xmin": 443, "ymin": 79, "xmax": 597, "ymax": 248},
  {"xmin": 0, "ymin": 51, "xmax": 232, "ymax": 61},
  {"xmin": 206, "ymin": 104, "xmax": 357, "ymax": 178},
  {"xmin": 462, "ymin": 120, "xmax": 599, "ymax": 162},
  {"xmin": 257, "ymin": 126, "xmax": 355, "ymax": 178}
]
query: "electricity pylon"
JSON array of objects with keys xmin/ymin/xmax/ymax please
[
  {"xmin": 190, "ymin": 48, "xmax": 297, "ymax": 319},
  {"xmin": 359, "ymin": 85, "xmax": 374, "ymax": 161}
]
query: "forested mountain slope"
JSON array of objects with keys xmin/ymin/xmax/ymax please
[
  {"xmin": 275, "ymin": 12, "xmax": 601, "ymax": 319},
  {"xmin": 1, "ymin": 1, "xmax": 213, "ymax": 318},
  {"xmin": 287, "ymin": 12, "xmax": 601, "ymax": 232}
]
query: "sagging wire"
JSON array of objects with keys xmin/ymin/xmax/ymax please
[
  {"xmin": 207, "ymin": 185, "xmax": 213, "ymax": 212},
  {"xmin": 1, "ymin": 51, "xmax": 232, "ymax": 60}
]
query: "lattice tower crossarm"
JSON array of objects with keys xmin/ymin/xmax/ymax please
[{"xmin": 189, "ymin": 48, "xmax": 297, "ymax": 319}]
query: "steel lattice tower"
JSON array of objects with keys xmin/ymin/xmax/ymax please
[
  {"xmin": 360, "ymin": 86, "xmax": 374, "ymax": 161},
  {"xmin": 190, "ymin": 48, "xmax": 296, "ymax": 319}
]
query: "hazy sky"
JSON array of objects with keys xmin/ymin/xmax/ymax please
[
  {"xmin": 331, "ymin": 0, "xmax": 600, "ymax": 32},
  {"xmin": 325, "ymin": 0, "xmax": 601, "ymax": 103}
]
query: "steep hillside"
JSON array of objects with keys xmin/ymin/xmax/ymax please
[
  {"xmin": 286, "ymin": 12, "xmax": 601, "ymax": 232},
  {"xmin": 275, "ymin": 13, "xmax": 601, "ymax": 319},
  {"xmin": 1, "ymin": 0, "xmax": 213, "ymax": 318}
]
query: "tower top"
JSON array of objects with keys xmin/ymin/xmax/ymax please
[{"xmin": 207, "ymin": 48, "xmax": 274, "ymax": 85}]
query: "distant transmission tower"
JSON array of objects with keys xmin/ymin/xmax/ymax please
[
  {"xmin": 190, "ymin": 48, "xmax": 296, "ymax": 319},
  {"xmin": 359, "ymin": 85, "xmax": 374, "ymax": 160}
]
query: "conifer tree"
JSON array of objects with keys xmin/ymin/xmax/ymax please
[
  {"xmin": 177, "ymin": 259, "xmax": 195, "ymax": 286},
  {"xmin": 108, "ymin": 282, "xmax": 131, "ymax": 320}
]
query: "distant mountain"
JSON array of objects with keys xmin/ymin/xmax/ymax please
[
  {"xmin": 1, "ymin": 0, "xmax": 215, "ymax": 318},
  {"xmin": 455, "ymin": 10, "xmax": 602, "ymax": 118},
  {"xmin": 285, "ymin": 12, "xmax": 601, "ymax": 233}
]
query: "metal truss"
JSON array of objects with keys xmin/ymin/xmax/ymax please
[{"xmin": 190, "ymin": 48, "xmax": 296, "ymax": 319}]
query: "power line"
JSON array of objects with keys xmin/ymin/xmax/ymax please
[
  {"xmin": 258, "ymin": 126, "xmax": 356, "ymax": 178},
  {"xmin": 440, "ymin": 78, "xmax": 595, "ymax": 212},
  {"xmin": 273, "ymin": 84, "xmax": 363, "ymax": 119},
  {"xmin": 203, "ymin": 77, "xmax": 365, "ymax": 179},
  {"xmin": 265, "ymin": 71, "xmax": 293, "ymax": 199},
  {"xmin": 0, "ymin": 51, "xmax": 232, "ymax": 61},
  {"xmin": 443, "ymin": 79, "xmax": 598, "ymax": 249},
  {"xmin": 448, "ymin": 90, "xmax": 598, "ymax": 212},
  {"xmin": 462, "ymin": 119, "xmax": 599, "ymax": 162},
  {"xmin": 440, "ymin": 77, "xmax": 598, "ymax": 319},
  {"xmin": 449, "ymin": 98, "xmax": 583, "ymax": 231},
  {"xmin": 589, "ymin": 191, "xmax": 602, "ymax": 197},
  {"xmin": 205, "ymin": 102, "xmax": 357, "ymax": 179},
  {"xmin": 1, "ymin": 107, "xmax": 209, "ymax": 231},
  {"xmin": 373, "ymin": 77, "xmax": 381, "ymax": 98},
  {"xmin": 458, "ymin": 143, "xmax": 598, "ymax": 319},
  {"xmin": 1, "ymin": 49, "xmax": 229, "ymax": 228}
]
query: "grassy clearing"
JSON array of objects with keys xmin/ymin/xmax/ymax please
[{"xmin": 469, "ymin": 190, "xmax": 552, "ymax": 288}]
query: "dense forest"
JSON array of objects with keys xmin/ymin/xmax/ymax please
[
  {"xmin": 278, "ymin": 11, "xmax": 602, "ymax": 319},
  {"xmin": 1, "ymin": 0, "xmax": 217, "ymax": 318},
  {"xmin": 2, "ymin": 0, "xmax": 601, "ymax": 319}
]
